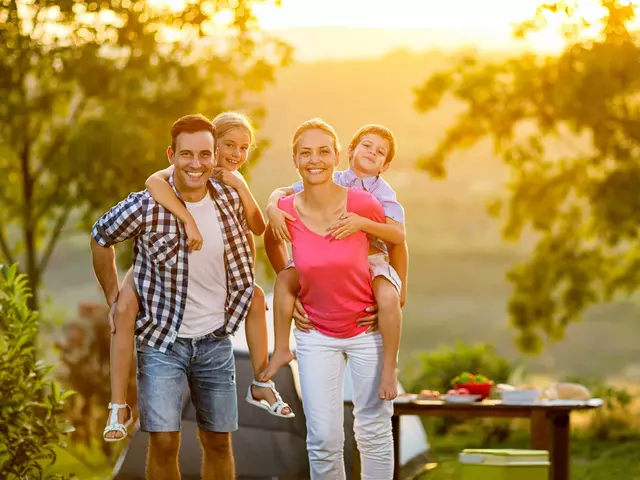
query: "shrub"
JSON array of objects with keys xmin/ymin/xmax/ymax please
[
  {"xmin": 404, "ymin": 342, "xmax": 513, "ymax": 437},
  {"xmin": 564, "ymin": 376, "xmax": 636, "ymax": 441},
  {"xmin": 0, "ymin": 264, "xmax": 75, "ymax": 479}
]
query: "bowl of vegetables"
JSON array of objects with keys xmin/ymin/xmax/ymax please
[{"xmin": 451, "ymin": 372, "xmax": 494, "ymax": 400}]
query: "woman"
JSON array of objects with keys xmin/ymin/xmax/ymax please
[{"xmin": 271, "ymin": 118, "xmax": 393, "ymax": 479}]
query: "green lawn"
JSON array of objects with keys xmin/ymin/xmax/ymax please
[{"xmin": 418, "ymin": 427, "xmax": 640, "ymax": 480}]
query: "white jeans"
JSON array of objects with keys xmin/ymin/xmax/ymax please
[{"xmin": 294, "ymin": 329, "xmax": 394, "ymax": 480}]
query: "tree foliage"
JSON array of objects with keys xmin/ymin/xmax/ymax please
[
  {"xmin": 0, "ymin": 264, "xmax": 75, "ymax": 479},
  {"xmin": 0, "ymin": 0, "xmax": 291, "ymax": 309},
  {"xmin": 413, "ymin": 0, "xmax": 640, "ymax": 352}
]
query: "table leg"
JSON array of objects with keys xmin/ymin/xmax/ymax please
[
  {"xmin": 549, "ymin": 413, "xmax": 570, "ymax": 480},
  {"xmin": 530, "ymin": 410, "xmax": 551, "ymax": 451},
  {"xmin": 392, "ymin": 414, "xmax": 400, "ymax": 480}
]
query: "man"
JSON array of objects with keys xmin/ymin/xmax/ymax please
[{"xmin": 90, "ymin": 114, "xmax": 254, "ymax": 480}]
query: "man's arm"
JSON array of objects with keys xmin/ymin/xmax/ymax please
[
  {"xmin": 90, "ymin": 238, "xmax": 120, "ymax": 307},
  {"xmin": 388, "ymin": 241, "xmax": 408, "ymax": 307},
  {"xmin": 90, "ymin": 192, "xmax": 145, "ymax": 305}
]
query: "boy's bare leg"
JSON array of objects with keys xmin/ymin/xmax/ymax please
[
  {"xmin": 372, "ymin": 277, "xmax": 402, "ymax": 401},
  {"xmin": 260, "ymin": 268, "xmax": 299, "ymax": 382},
  {"xmin": 106, "ymin": 267, "xmax": 139, "ymax": 439},
  {"xmin": 245, "ymin": 284, "xmax": 291, "ymax": 415}
]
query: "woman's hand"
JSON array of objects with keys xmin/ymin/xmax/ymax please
[
  {"xmin": 357, "ymin": 304, "xmax": 379, "ymax": 332},
  {"xmin": 267, "ymin": 204, "xmax": 295, "ymax": 243},
  {"xmin": 329, "ymin": 212, "xmax": 368, "ymax": 240},
  {"xmin": 292, "ymin": 296, "xmax": 314, "ymax": 332},
  {"xmin": 213, "ymin": 167, "xmax": 246, "ymax": 190},
  {"xmin": 185, "ymin": 221, "xmax": 203, "ymax": 251}
]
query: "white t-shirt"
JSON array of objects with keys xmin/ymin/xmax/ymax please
[{"xmin": 178, "ymin": 192, "xmax": 227, "ymax": 338}]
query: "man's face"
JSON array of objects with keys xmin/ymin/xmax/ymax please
[{"xmin": 167, "ymin": 131, "xmax": 215, "ymax": 196}]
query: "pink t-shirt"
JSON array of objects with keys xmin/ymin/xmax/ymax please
[{"xmin": 279, "ymin": 188, "xmax": 385, "ymax": 338}]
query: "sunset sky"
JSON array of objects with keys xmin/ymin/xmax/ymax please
[{"xmin": 151, "ymin": 0, "xmax": 616, "ymax": 58}]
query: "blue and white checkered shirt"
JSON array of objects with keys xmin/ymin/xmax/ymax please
[{"xmin": 91, "ymin": 176, "xmax": 254, "ymax": 352}]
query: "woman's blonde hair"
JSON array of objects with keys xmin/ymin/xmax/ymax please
[
  {"xmin": 212, "ymin": 111, "xmax": 256, "ymax": 147},
  {"xmin": 291, "ymin": 118, "xmax": 341, "ymax": 156}
]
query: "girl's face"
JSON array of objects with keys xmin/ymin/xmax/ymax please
[
  {"xmin": 293, "ymin": 129, "xmax": 339, "ymax": 186},
  {"xmin": 349, "ymin": 133, "xmax": 391, "ymax": 177},
  {"xmin": 215, "ymin": 127, "xmax": 251, "ymax": 171}
]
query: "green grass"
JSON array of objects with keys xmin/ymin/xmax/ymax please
[{"xmin": 417, "ymin": 427, "xmax": 640, "ymax": 480}]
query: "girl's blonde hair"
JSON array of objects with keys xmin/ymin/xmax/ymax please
[
  {"xmin": 212, "ymin": 111, "xmax": 256, "ymax": 147},
  {"xmin": 291, "ymin": 118, "xmax": 341, "ymax": 156}
]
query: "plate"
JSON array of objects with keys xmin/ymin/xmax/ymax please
[
  {"xmin": 441, "ymin": 394, "xmax": 482, "ymax": 404},
  {"xmin": 394, "ymin": 394, "xmax": 417, "ymax": 404}
]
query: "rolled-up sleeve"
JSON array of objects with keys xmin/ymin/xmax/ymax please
[
  {"xmin": 375, "ymin": 183, "xmax": 405, "ymax": 223},
  {"xmin": 291, "ymin": 180, "xmax": 304, "ymax": 194},
  {"xmin": 91, "ymin": 192, "xmax": 146, "ymax": 247}
]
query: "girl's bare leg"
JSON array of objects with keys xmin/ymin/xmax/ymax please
[
  {"xmin": 105, "ymin": 267, "xmax": 138, "ymax": 440},
  {"xmin": 245, "ymin": 284, "xmax": 291, "ymax": 415}
]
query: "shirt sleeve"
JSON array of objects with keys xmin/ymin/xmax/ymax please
[
  {"xmin": 291, "ymin": 180, "xmax": 304, "ymax": 194},
  {"xmin": 91, "ymin": 192, "xmax": 146, "ymax": 247},
  {"xmin": 372, "ymin": 182, "xmax": 405, "ymax": 223},
  {"xmin": 354, "ymin": 191, "xmax": 385, "ymax": 224}
]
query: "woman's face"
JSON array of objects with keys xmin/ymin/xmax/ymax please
[
  {"xmin": 293, "ymin": 129, "xmax": 339, "ymax": 186},
  {"xmin": 215, "ymin": 127, "xmax": 251, "ymax": 171}
]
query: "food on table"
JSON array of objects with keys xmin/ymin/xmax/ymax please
[
  {"xmin": 450, "ymin": 372, "xmax": 492, "ymax": 387},
  {"xmin": 446, "ymin": 388, "xmax": 470, "ymax": 396},
  {"xmin": 417, "ymin": 389, "xmax": 441, "ymax": 399},
  {"xmin": 543, "ymin": 382, "xmax": 591, "ymax": 401},
  {"xmin": 496, "ymin": 383, "xmax": 516, "ymax": 392}
]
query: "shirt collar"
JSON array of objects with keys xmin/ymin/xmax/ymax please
[
  {"xmin": 342, "ymin": 168, "xmax": 379, "ymax": 190},
  {"xmin": 168, "ymin": 172, "xmax": 216, "ymax": 202}
]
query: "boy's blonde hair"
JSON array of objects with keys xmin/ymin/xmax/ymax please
[
  {"xmin": 291, "ymin": 118, "xmax": 341, "ymax": 156},
  {"xmin": 348, "ymin": 124, "xmax": 396, "ymax": 165},
  {"xmin": 212, "ymin": 111, "xmax": 256, "ymax": 147}
]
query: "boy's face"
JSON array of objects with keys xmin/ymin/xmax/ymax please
[{"xmin": 349, "ymin": 133, "xmax": 391, "ymax": 177}]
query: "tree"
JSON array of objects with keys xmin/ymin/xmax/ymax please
[
  {"xmin": 413, "ymin": 0, "xmax": 640, "ymax": 352},
  {"xmin": 0, "ymin": 264, "xmax": 75, "ymax": 479},
  {"xmin": 0, "ymin": 0, "xmax": 291, "ymax": 310}
]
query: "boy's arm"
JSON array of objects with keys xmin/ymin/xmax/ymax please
[
  {"xmin": 331, "ymin": 216, "xmax": 405, "ymax": 244},
  {"xmin": 145, "ymin": 166, "xmax": 195, "ymax": 226},
  {"xmin": 387, "ymin": 240, "xmax": 409, "ymax": 307},
  {"xmin": 266, "ymin": 186, "xmax": 295, "ymax": 212}
]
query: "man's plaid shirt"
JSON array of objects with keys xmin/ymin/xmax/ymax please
[{"xmin": 91, "ymin": 177, "xmax": 254, "ymax": 352}]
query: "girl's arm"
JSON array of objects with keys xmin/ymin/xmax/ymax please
[
  {"xmin": 146, "ymin": 166, "xmax": 202, "ymax": 250},
  {"xmin": 213, "ymin": 169, "xmax": 266, "ymax": 236},
  {"xmin": 145, "ymin": 166, "xmax": 195, "ymax": 226}
]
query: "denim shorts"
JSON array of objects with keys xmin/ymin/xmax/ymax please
[{"xmin": 136, "ymin": 333, "xmax": 238, "ymax": 433}]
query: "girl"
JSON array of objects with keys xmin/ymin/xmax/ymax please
[{"xmin": 103, "ymin": 112, "xmax": 293, "ymax": 442}]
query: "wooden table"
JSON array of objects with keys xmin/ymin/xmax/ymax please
[{"xmin": 386, "ymin": 399, "xmax": 601, "ymax": 480}]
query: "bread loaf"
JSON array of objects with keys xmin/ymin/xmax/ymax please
[{"xmin": 544, "ymin": 382, "xmax": 591, "ymax": 401}]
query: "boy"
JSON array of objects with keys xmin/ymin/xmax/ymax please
[{"xmin": 261, "ymin": 124, "xmax": 407, "ymax": 400}]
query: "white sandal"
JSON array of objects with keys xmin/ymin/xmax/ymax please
[
  {"xmin": 245, "ymin": 380, "xmax": 295, "ymax": 418},
  {"xmin": 103, "ymin": 402, "xmax": 132, "ymax": 442}
]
